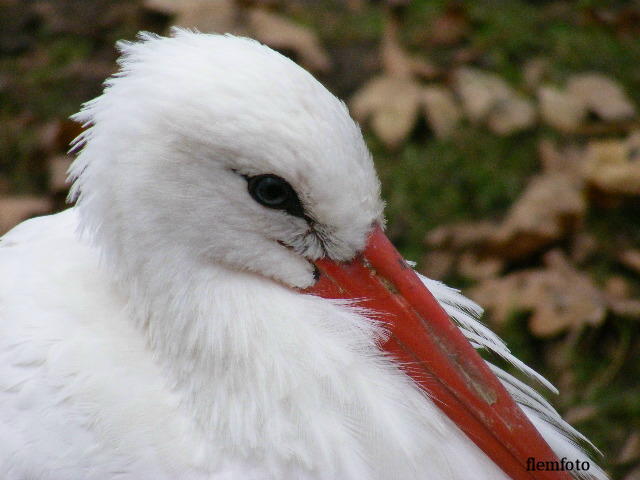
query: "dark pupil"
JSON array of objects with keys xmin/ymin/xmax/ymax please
[
  {"xmin": 246, "ymin": 173, "xmax": 305, "ymax": 219},
  {"xmin": 255, "ymin": 176, "xmax": 288, "ymax": 206}
]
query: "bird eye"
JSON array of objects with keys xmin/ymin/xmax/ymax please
[
  {"xmin": 250, "ymin": 175, "xmax": 289, "ymax": 207},
  {"xmin": 247, "ymin": 174, "xmax": 305, "ymax": 218}
]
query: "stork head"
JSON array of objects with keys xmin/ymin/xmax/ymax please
[{"xmin": 70, "ymin": 29, "xmax": 383, "ymax": 288}]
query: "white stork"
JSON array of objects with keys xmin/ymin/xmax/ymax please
[{"xmin": 0, "ymin": 30, "xmax": 607, "ymax": 480}]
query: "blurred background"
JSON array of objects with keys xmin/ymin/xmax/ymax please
[{"xmin": 1, "ymin": 0, "xmax": 639, "ymax": 478}]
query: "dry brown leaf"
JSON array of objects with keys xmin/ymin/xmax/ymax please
[
  {"xmin": 425, "ymin": 221, "xmax": 495, "ymax": 250},
  {"xmin": 469, "ymin": 251, "xmax": 606, "ymax": 337},
  {"xmin": 624, "ymin": 466, "xmax": 640, "ymax": 480},
  {"xmin": 39, "ymin": 119, "xmax": 84, "ymax": 155},
  {"xmin": 617, "ymin": 431, "xmax": 640, "ymax": 465},
  {"xmin": 486, "ymin": 95, "xmax": 536, "ymax": 135},
  {"xmin": 454, "ymin": 67, "xmax": 511, "ymax": 123},
  {"xmin": 563, "ymin": 405, "xmax": 598, "ymax": 425},
  {"xmin": 489, "ymin": 173, "xmax": 586, "ymax": 260},
  {"xmin": 454, "ymin": 68, "xmax": 535, "ymax": 134},
  {"xmin": 609, "ymin": 299, "xmax": 640, "ymax": 319},
  {"xmin": 49, "ymin": 155, "xmax": 73, "ymax": 193},
  {"xmin": 570, "ymin": 232, "xmax": 598, "ymax": 264},
  {"xmin": 451, "ymin": 46, "xmax": 482, "ymax": 65},
  {"xmin": 350, "ymin": 76, "xmax": 422, "ymax": 149},
  {"xmin": 144, "ymin": 0, "xmax": 239, "ymax": 33},
  {"xmin": 604, "ymin": 274, "xmax": 640, "ymax": 319},
  {"xmin": 0, "ymin": 196, "xmax": 52, "ymax": 235},
  {"xmin": 247, "ymin": 8, "xmax": 331, "ymax": 73},
  {"xmin": 380, "ymin": 9, "xmax": 439, "ymax": 81},
  {"xmin": 605, "ymin": 276, "xmax": 631, "ymax": 299},
  {"xmin": 407, "ymin": 57, "xmax": 440, "ymax": 81},
  {"xmin": 346, "ymin": 0, "xmax": 365, "ymax": 11},
  {"xmin": 522, "ymin": 57, "xmax": 549, "ymax": 90},
  {"xmin": 421, "ymin": 86, "xmax": 461, "ymax": 138},
  {"xmin": 537, "ymin": 139, "xmax": 584, "ymax": 175},
  {"xmin": 567, "ymin": 73, "xmax": 636, "ymax": 122},
  {"xmin": 467, "ymin": 275, "xmax": 519, "ymax": 326},
  {"xmin": 420, "ymin": 250, "xmax": 455, "ymax": 280},
  {"xmin": 428, "ymin": 5, "xmax": 468, "ymax": 47},
  {"xmin": 619, "ymin": 249, "xmax": 640, "ymax": 275},
  {"xmin": 380, "ymin": 16, "xmax": 413, "ymax": 78},
  {"xmin": 538, "ymin": 85, "xmax": 587, "ymax": 133},
  {"xmin": 350, "ymin": 7, "xmax": 444, "ymax": 146},
  {"xmin": 526, "ymin": 251, "xmax": 606, "ymax": 336},
  {"xmin": 143, "ymin": 1, "xmax": 331, "ymax": 72},
  {"xmin": 584, "ymin": 137, "xmax": 640, "ymax": 195},
  {"xmin": 457, "ymin": 252, "xmax": 503, "ymax": 281}
]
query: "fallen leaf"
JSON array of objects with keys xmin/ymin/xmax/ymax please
[
  {"xmin": 486, "ymin": 95, "xmax": 536, "ymax": 135},
  {"xmin": 421, "ymin": 86, "xmax": 462, "ymax": 138},
  {"xmin": 469, "ymin": 251, "xmax": 606, "ymax": 337},
  {"xmin": 380, "ymin": 14, "xmax": 413, "ymax": 78},
  {"xmin": 247, "ymin": 7, "xmax": 331, "ymax": 73},
  {"xmin": 348, "ymin": 8, "xmax": 434, "ymax": 148},
  {"xmin": 607, "ymin": 298, "xmax": 640, "ymax": 320},
  {"xmin": 428, "ymin": 5, "xmax": 469, "ymax": 47},
  {"xmin": 346, "ymin": 0, "xmax": 365, "ymax": 11},
  {"xmin": 605, "ymin": 276, "xmax": 631, "ymax": 299},
  {"xmin": 624, "ymin": 466, "xmax": 640, "ymax": 480},
  {"xmin": 451, "ymin": 46, "xmax": 482, "ymax": 65},
  {"xmin": 380, "ymin": 9, "xmax": 439, "ymax": 81},
  {"xmin": 570, "ymin": 232, "xmax": 598, "ymax": 264},
  {"xmin": 538, "ymin": 85, "xmax": 587, "ymax": 133},
  {"xmin": 425, "ymin": 221, "xmax": 495, "ymax": 250},
  {"xmin": 584, "ymin": 137, "xmax": 640, "ymax": 195},
  {"xmin": 528, "ymin": 251, "xmax": 606, "ymax": 336},
  {"xmin": 454, "ymin": 67, "xmax": 535, "ymax": 134},
  {"xmin": 454, "ymin": 67, "xmax": 511, "ymax": 123},
  {"xmin": 0, "ymin": 196, "xmax": 52, "ymax": 235},
  {"xmin": 143, "ymin": 1, "xmax": 331, "ymax": 72},
  {"xmin": 407, "ymin": 57, "xmax": 441, "ymax": 80},
  {"xmin": 619, "ymin": 249, "xmax": 640, "ymax": 275},
  {"xmin": 48, "ymin": 155, "xmax": 73, "ymax": 193},
  {"xmin": 563, "ymin": 405, "xmax": 598, "ymax": 424},
  {"xmin": 457, "ymin": 252, "xmax": 503, "ymax": 281},
  {"xmin": 144, "ymin": 0, "xmax": 238, "ymax": 33},
  {"xmin": 488, "ymin": 173, "xmax": 586, "ymax": 260},
  {"xmin": 39, "ymin": 119, "xmax": 84, "ymax": 154},
  {"xmin": 537, "ymin": 139, "xmax": 584, "ymax": 175},
  {"xmin": 605, "ymin": 267, "xmax": 640, "ymax": 319},
  {"xmin": 420, "ymin": 250, "xmax": 455, "ymax": 280},
  {"xmin": 350, "ymin": 76, "xmax": 422, "ymax": 149},
  {"xmin": 466, "ymin": 275, "xmax": 519, "ymax": 327},
  {"xmin": 567, "ymin": 73, "xmax": 636, "ymax": 122},
  {"xmin": 522, "ymin": 57, "xmax": 549, "ymax": 90},
  {"xmin": 33, "ymin": 0, "xmax": 139, "ymax": 37},
  {"xmin": 617, "ymin": 431, "xmax": 640, "ymax": 465}
]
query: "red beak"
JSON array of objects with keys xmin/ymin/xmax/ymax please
[{"xmin": 303, "ymin": 224, "xmax": 570, "ymax": 480}]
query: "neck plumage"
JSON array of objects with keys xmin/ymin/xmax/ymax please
[{"xmin": 106, "ymin": 241, "xmax": 444, "ymax": 478}]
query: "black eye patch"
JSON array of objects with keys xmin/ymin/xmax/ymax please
[{"xmin": 246, "ymin": 174, "xmax": 305, "ymax": 219}]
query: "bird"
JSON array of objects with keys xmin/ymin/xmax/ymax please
[{"xmin": 0, "ymin": 29, "xmax": 607, "ymax": 480}]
